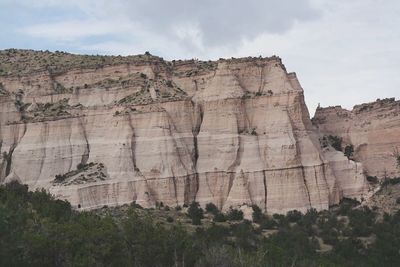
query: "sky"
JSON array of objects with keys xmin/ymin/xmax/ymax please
[{"xmin": 0, "ymin": 0, "xmax": 399, "ymax": 114}]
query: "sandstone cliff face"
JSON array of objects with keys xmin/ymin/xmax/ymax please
[
  {"xmin": 313, "ymin": 98, "xmax": 400, "ymax": 179},
  {"xmin": 0, "ymin": 50, "xmax": 369, "ymax": 213}
]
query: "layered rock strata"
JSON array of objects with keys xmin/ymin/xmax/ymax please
[
  {"xmin": 313, "ymin": 98, "xmax": 400, "ymax": 179},
  {"xmin": 0, "ymin": 50, "xmax": 369, "ymax": 213}
]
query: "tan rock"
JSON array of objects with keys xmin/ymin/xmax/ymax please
[
  {"xmin": 313, "ymin": 98, "xmax": 400, "ymax": 178},
  {"xmin": 0, "ymin": 51, "xmax": 370, "ymax": 213}
]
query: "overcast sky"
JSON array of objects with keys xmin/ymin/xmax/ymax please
[{"xmin": 1, "ymin": 0, "xmax": 399, "ymax": 114}]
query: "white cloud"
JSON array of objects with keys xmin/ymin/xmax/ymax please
[
  {"xmin": 21, "ymin": 19, "xmax": 136, "ymax": 42},
  {"xmin": 234, "ymin": 0, "xmax": 400, "ymax": 113},
  {"xmin": 7, "ymin": 0, "xmax": 400, "ymax": 114}
]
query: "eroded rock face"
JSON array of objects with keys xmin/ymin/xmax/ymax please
[
  {"xmin": 313, "ymin": 99, "xmax": 400, "ymax": 179},
  {"xmin": 0, "ymin": 50, "xmax": 369, "ymax": 213}
]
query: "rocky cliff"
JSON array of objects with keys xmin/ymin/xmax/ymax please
[
  {"xmin": 313, "ymin": 98, "xmax": 400, "ymax": 179},
  {"xmin": 0, "ymin": 49, "xmax": 369, "ymax": 213}
]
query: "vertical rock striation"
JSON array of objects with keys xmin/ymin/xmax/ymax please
[
  {"xmin": 313, "ymin": 98, "xmax": 400, "ymax": 179},
  {"xmin": 0, "ymin": 50, "xmax": 369, "ymax": 213}
]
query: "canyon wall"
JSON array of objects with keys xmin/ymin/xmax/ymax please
[
  {"xmin": 0, "ymin": 50, "xmax": 369, "ymax": 213},
  {"xmin": 313, "ymin": 99, "xmax": 400, "ymax": 179}
]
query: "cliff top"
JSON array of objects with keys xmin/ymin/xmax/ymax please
[
  {"xmin": 0, "ymin": 49, "xmax": 284, "ymax": 77},
  {"xmin": 315, "ymin": 98, "xmax": 399, "ymax": 115}
]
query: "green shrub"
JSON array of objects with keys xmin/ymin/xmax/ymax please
[
  {"xmin": 187, "ymin": 201, "xmax": 204, "ymax": 225},
  {"xmin": 382, "ymin": 177, "xmax": 400, "ymax": 187},
  {"xmin": 273, "ymin": 214, "xmax": 289, "ymax": 228},
  {"xmin": 213, "ymin": 212, "xmax": 227, "ymax": 222},
  {"xmin": 328, "ymin": 135, "xmax": 342, "ymax": 151},
  {"xmin": 166, "ymin": 216, "xmax": 174, "ymax": 223},
  {"xmin": 226, "ymin": 208, "xmax": 243, "ymax": 221},
  {"xmin": 252, "ymin": 204, "xmax": 264, "ymax": 223},
  {"xmin": 348, "ymin": 206, "xmax": 376, "ymax": 237},
  {"xmin": 131, "ymin": 201, "xmax": 143, "ymax": 209},
  {"xmin": 54, "ymin": 174, "xmax": 66, "ymax": 182},
  {"xmin": 367, "ymin": 175, "xmax": 379, "ymax": 184},
  {"xmin": 205, "ymin": 202, "xmax": 219, "ymax": 215},
  {"xmin": 287, "ymin": 210, "xmax": 302, "ymax": 223},
  {"xmin": 321, "ymin": 228, "xmax": 339, "ymax": 245},
  {"xmin": 260, "ymin": 217, "xmax": 277, "ymax": 230},
  {"xmin": 339, "ymin": 198, "xmax": 360, "ymax": 215},
  {"xmin": 344, "ymin": 144, "xmax": 354, "ymax": 159}
]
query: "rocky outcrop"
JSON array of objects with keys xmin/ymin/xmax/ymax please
[
  {"xmin": 313, "ymin": 98, "xmax": 400, "ymax": 179},
  {"xmin": 0, "ymin": 49, "xmax": 369, "ymax": 213}
]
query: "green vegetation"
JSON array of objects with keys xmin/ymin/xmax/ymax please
[
  {"xmin": 118, "ymin": 88, "xmax": 153, "ymax": 105},
  {"xmin": 226, "ymin": 208, "xmax": 244, "ymax": 221},
  {"xmin": 75, "ymin": 74, "xmax": 147, "ymax": 92},
  {"xmin": 2, "ymin": 182, "xmax": 400, "ymax": 266},
  {"xmin": 367, "ymin": 175, "xmax": 379, "ymax": 184},
  {"xmin": 0, "ymin": 49, "xmax": 161, "ymax": 76},
  {"xmin": 54, "ymin": 162, "xmax": 107, "ymax": 186},
  {"xmin": 187, "ymin": 201, "xmax": 204, "ymax": 225},
  {"xmin": 320, "ymin": 135, "xmax": 344, "ymax": 151},
  {"xmin": 327, "ymin": 135, "xmax": 343, "ymax": 151},
  {"xmin": 242, "ymin": 90, "xmax": 273, "ymax": 99},
  {"xmin": 344, "ymin": 144, "xmax": 354, "ymax": 159},
  {"xmin": 205, "ymin": 202, "xmax": 219, "ymax": 215},
  {"xmin": 251, "ymin": 204, "xmax": 263, "ymax": 223},
  {"xmin": 117, "ymin": 78, "xmax": 187, "ymax": 106},
  {"xmin": 213, "ymin": 212, "xmax": 227, "ymax": 222},
  {"xmin": 381, "ymin": 177, "xmax": 400, "ymax": 188},
  {"xmin": 25, "ymin": 98, "xmax": 72, "ymax": 122}
]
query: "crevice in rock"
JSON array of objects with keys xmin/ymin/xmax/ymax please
[
  {"xmin": 5, "ymin": 122, "xmax": 27, "ymax": 178},
  {"xmin": 234, "ymin": 73, "xmax": 247, "ymax": 94},
  {"xmin": 301, "ymin": 166, "xmax": 312, "ymax": 208},
  {"xmin": 170, "ymin": 169, "xmax": 178, "ymax": 204},
  {"xmin": 228, "ymin": 114, "xmax": 244, "ymax": 172},
  {"xmin": 127, "ymin": 114, "xmax": 139, "ymax": 172},
  {"xmin": 193, "ymin": 135, "xmax": 199, "ymax": 170},
  {"xmin": 313, "ymin": 166, "xmax": 322, "ymax": 207},
  {"xmin": 3, "ymin": 122, "xmax": 28, "ymax": 180},
  {"xmin": 5, "ymin": 144, "xmax": 16, "ymax": 177},
  {"xmin": 0, "ymin": 141, "xmax": 4, "ymax": 181},
  {"xmin": 165, "ymin": 112, "xmax": 189, "ymax": 173},
  {"xmin": 258, "ymin": 65, "xmax": 265, "ymax": 94},
  {"xmin": 226, "ymin": 172, "xmax": 236, "ymax": 202},
  {"xmin": 320, "ymin": 162, "xmax": 335, "ymax": 205},
  {"xmin": 78, "ymin": 118, "xmax": 90, "ymax": 165},
  {"xmin": 191, "ymin": 101, "xmax": 204, "ymax": 201},
  {"xmin": 183, "ymin": 175, "xmax": 193, "ymax": 204},
  {"xmin": 191, "ymin": 101, "xmax": 203, "ymax": 169},
  {"xmin": 263, "ymin": 170, "xmax": 268, "ymax": 212},
  {"xmin": 205, "ymin": 173, "xmax": 214, "ymax": 199}
]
